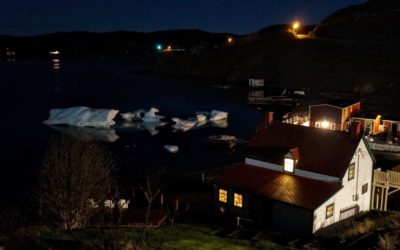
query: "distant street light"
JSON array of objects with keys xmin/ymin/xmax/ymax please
[
  {"xmin": 155, "ymin": 43, "xmax": 163, "ymax": 52},
  {"xmin": 227, "ymin": 37, "xmax": 233, "ymax": 44},
  {"xmin": 292, "ymin": 21, "xmax": 300, "ymax": 36}
]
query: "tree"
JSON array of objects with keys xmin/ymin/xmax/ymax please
[{"xmin": 38, "ymin": 135, "xmax": 117, "ymax": 230}]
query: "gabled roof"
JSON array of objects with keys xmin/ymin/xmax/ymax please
[
  {"xmin": 248, "ymin": 122, "xmax": 361, "ymax": 178},
  {"xmin": 213, "ymin": 164, "xmax": 342, "ymax": 210}
]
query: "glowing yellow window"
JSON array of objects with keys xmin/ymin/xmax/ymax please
[
  {"xmin": 219, "ymin": 189, "xmax": 227, "ymax": 203},
  {"xmin": 348, "ymin": 163, "xmax": 355, "ymax": 181},
  {"xmin": 326, "ymin": 203, "xmax": 334, "ymax": 219},
  {"xmin": 234, "ymin": 193, "xmax": 243, "ymax": 208}
]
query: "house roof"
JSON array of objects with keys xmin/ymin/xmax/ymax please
[
  {"xmin": 310, "ymin": 101, "xmax": 360, "ymax": 109},
  {"xmin": 213, "ymin": 164, "xmax": 342, "ymax": 210},
  {"xmin": 248, "ymin": 122, "xmax": 361, "ymax": 178},
  {"xmin": 353, "ymin": 114, "xmax": 400, "ymax": 122}
]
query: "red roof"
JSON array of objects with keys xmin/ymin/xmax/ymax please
[
  {"xmin": 248, "ymin": 121, "xmax": 360, "ymax": 178},
  {"xmin": 213, "ymin": 164, "xmax": 342, "ymax": 209}
]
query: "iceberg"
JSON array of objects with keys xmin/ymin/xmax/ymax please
[
  {"xmin": 210, "ymin": 110, "xmax": 228, "ymax": 121},
  {"xmin": 164, "ymin": 144, "xmax": 179, "ymax": 153},
  {"xmin": 196, "ymin": 110, "xmax": 228, "ymax": 121},
  {"xmin": 44, "ymin": 106, "xmax": 119, "ymax": 127},
  {"xmin": 196, "ymin": 114, "xmax": 207, "ymax": 122},
  {"xmin": 141, "ymin": 107, "xmax": 164, "ymax": 123},
  {"xmin": 120, "ymin": 109, "xmax": 145, "ymax": 122}
]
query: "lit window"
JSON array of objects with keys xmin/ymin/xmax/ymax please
[
  {"xmin": 326, "ymin": 203, "xmax": 334, "ymax": 219},
  {"xmin": 234, "ymin": 193, "xmax": 243, "ymax": 208},
  {"xmin": 219, "ymin": 189, "xmax": 227, "ymax": 203},
  {"xmin": 348, "ymin": 163, "xmax": 355, "ymax": 181},
  {"xmin": 284, "ymin": 158, "xmax": 294, "ymax": 173}
]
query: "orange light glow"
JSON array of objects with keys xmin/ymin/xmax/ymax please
[
  {"xmin": 292, "ymin": 22, "xmax": 300, "ymax": 30},
  {"xmin": 321, "ymin": 120, "xmax": 330, "ymax": 129}
]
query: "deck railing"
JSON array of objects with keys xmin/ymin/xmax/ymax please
[{"xmin": 368, "ymin": 142, "xmax": 400, "ymax": 153}]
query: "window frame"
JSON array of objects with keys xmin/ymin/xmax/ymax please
[
  {"xmin": 326, "ymin": 203, "xmax": 334, "ymax": 219},
  {"xmin": 218, "ymin": 189, "xmax": 228, "ymax": 203},
  {"xmin": 362, "ymin": 183, "xmax": 368, "ymax": 194},
  {"xmin": 233, "ymin": 193, "xmax": 243, "ymax": 208}
]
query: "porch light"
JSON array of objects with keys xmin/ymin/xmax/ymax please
[{"xmin": 321, "ymin": 120, "xmax": 330, "ymax": 129}]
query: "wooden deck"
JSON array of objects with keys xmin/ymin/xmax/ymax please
[
  {"xmin": 248, "ymin": 96, "xmax": 298, "ymax": 106},
  {"xmin": 371, "ymin": 170, "xmax": 400, "ymax": 211},
  {"xmin": 368, "ymin": 141, "xmax": 400, "ymax": 153}
]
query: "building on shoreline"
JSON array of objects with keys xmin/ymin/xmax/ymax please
[{"xmin": 212, "ymin": 113, "xmax": 375, "ymax": 235}]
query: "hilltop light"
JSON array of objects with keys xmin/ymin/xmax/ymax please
[
  {"xmin": 292, "ymin": 22, "xmax": 300, "ymax": 30},
  {"xmin": 227, "ymin": 37, "xmax": 233, "ymax": 44},
  {"xmin": 292, "ymin": 21, "xmax": 300, "ymax": 36},
  {"xmin": 155, "ymin": 44, "xmax": 163, "ymax": 51}
]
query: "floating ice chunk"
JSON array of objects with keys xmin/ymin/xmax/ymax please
[
  {"xmin": 172, "ymin": 117, "xmax": 197, "ymax": 132},
  {"xmin": 120, "ymin": 109, "xmax": 145, "ymax": 122},
  {"xmin": 44, "ymin": 106, "xmax": 119, "ymax": 127},
  {"xmin": 210, "ymin": 110, "xmax": 228, "ymax": 121},
  {"xmin": 164, "ymin": 144, "xmax": 179, "ymax": 153},
  {"xmin": 197, "ymin": 114, "xmax": 207, "ymax": 122},
  {"xmin": 141, "ymin": 107, "xmax": 164, "ymax": 123}
]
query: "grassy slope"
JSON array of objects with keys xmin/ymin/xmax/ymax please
[{"xmin": 6, "ymin": 224, "xmax": 287, "ymax": 250}]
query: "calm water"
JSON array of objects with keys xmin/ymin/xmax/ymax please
[{"xmin": 0, "ymin": 60, "xmax": 283, "ymax": 203}]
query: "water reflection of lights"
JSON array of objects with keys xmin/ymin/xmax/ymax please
[{"xmin": 51, "ymin": 58, "xmax": 60, "ymax": 70}]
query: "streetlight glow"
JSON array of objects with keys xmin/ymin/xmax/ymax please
[{"xmin": 292, "ymin": 22, "xmax": 300, "ymax": 30}]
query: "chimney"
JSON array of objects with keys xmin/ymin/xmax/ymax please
[
  {"xmin": 265, "ymin": 112, "xmax": 274, "ymax": 125},
  {"xmin": 349, "ymin": 122, "xmax": 361, "ymax": 140}
]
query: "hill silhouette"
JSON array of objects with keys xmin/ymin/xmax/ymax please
[
  {"xmin": 153, "ymin": 0, "xmax": 400, "ymax": 114},
  {"xmin": 314, "ymin": 0, "xmax": 400, "ymax": 42},
  {"xmin": 0, "ymin": 29, "xmax": 232, "ymax": 60},
  {"xmin": 1, "ymin": 1, "xmax": 400, "ymax": 114}
]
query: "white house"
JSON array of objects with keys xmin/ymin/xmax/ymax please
[{"xmin": 213, "ymin": 113, "xmax": 375, "ymax": 235}]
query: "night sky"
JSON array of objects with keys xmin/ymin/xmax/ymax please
[{"xmin": 1, "ymin": 0, "xmax": 366, "ymax": 36}]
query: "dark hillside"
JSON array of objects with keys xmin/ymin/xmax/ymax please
[
  {"xmin": 314, "ymin": 0, "xmax": 400, "ymax": 42},
  {"xmin": 0, "ymin": 30, "xmax": 232, "ymax": 60},
  {"xmin": 154, "ymin": 1, "xmax": 400, "ymax": 114}
]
